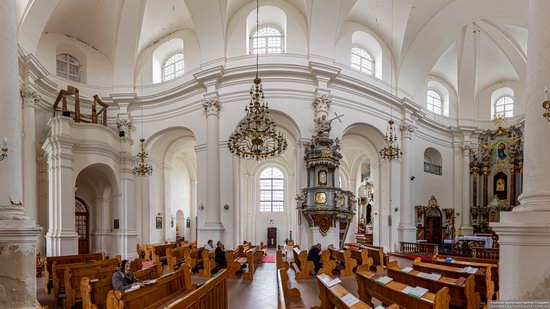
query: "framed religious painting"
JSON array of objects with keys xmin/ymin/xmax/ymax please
[
  {"xmin": 315, "ymin": 192, "xmax": 327, "ymax": 204},
  {"xmin": 318, "ymin": 170, "xmax": 328, "ymax": 186}
]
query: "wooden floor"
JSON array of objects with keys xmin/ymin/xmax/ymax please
[{"xmin": 37, "ymin": 248, "xmax": 409, "ymax": 308}]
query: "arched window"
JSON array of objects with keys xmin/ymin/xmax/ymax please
[
  {"xmin": 251, "ymin": 26, "xmax": 284, "ymax": 54},
  {"xmin": 351, "ymin": 47, "xmax": 374, "ymax": 75},
  {"xmin": 163, "ymin": 53, "xmax": 184, "ymax": 82},
  {"xmin": 427, "ymin": 90, "xmax": 442, "ymax": 115},
  {"xmin": 56, "ymin": 53, "xmax": 81, "ymax": 82},
  {"xmin": 259, "ymin": 167, "xmax": 284, "ymax": 212},
  {"xmin": 424, "ymin": 147, "xmax": 443, "ymax": 176},
  {"xmin": 494, "ymin": 96, "xmax": 514, "ymax": 118}
]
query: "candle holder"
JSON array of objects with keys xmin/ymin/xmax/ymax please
[
  {"xmin": 544, "ymin": 99, "xmax": 550, "ymax": 122},
  {"xmin": 0, "ymin": 138, "xmax": 7, "ymax": 162}
]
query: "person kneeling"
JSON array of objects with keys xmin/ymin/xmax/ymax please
[{"xmin": 308, "ymin": 243, "xmax": 322, "ymax": 274}]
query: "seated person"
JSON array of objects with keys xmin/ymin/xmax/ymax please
[
  {"xmin": 307, "ymin": 243, "xmax": 322, "ymax": 274},
  {"xmin": 214, "ymin": 241, "xmax": 227, "ymax": 273},
  {"xmin": 112, "ymin": 259, "xmax": 141, "ymax": 292},
  {"xmin": 204, "ymin": 239, "xmax": 214, "ymax": 250}
]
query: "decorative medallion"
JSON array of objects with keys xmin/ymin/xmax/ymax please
[
  {"xmin": 315, "ymin": 192, "xmax": 327, "ymax": 204},
  {"xmin": 312, "ymin": 214, "xmax": 333, "ymax": 236}
]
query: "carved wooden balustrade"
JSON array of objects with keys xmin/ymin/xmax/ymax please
[
  {"xmin": 53, "ymin": 86, "xmax": 108, "ymax": 126},
  {"xmin": 400, "ymin": 241, "xmax": 439, "ymax": 257}
]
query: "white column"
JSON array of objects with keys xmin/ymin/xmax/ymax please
[
  {"xmin": 0, "ymin": 0, "xmax": 41, "ymax": 307},
  {"xmin": 199, "ymin": 97, "xmax": 224, "ymax": 243},
  {"xmin": 21, "ymin": 89, "xmax": 40, "ymax": 223},
  {"xmin": 491, "ymin": 0, "xmax": 550, "ymax": 299},
  {"xmin": 119, "ymin": 138, "xmax": 137, "ymax": 259},
  {"xmin": 42, "ymin": 116, "xmax": 78, "ymax": 255},
  {"xmin": 398, "ymin": 123, "xmax": 415, "ymax": 242},
  {"xmin": 37, "ymin": 155, "xmax": 49, "ymax": 257},
  {"xmin": 461, "ymin": 144, "xmax": 473, "ymax": 235}
]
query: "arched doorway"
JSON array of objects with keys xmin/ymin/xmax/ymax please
[{"xmin": 75, "ymin": 197, "xmax": 90, "ymax": 254}]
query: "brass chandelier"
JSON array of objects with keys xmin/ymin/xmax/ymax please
[
  {"xmin": 132, "ymin": 138, "xmax": 153, "ymax": 176},
  {"xmin": 379, "ymin": 119, "xmax": 401, "ymax": 161},
  {"xmin": 228, "ymin": 0, "xmax": 287, "ymax": 160}
]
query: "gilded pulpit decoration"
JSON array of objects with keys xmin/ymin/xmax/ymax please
[
  {"xmin": 468, "ymin": 121, "xmax": 523, "ymax": 233},
  {"xmin": 299, "ymin": 109, "xmax": 355, "ymax": 247},
  {"xmin": 312, "ymin": 214, "xmax": 333, "ymax": 236}
]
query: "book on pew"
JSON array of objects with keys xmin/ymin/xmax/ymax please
[
  {"xmin": 416, "ymin": 272, "xmax": 429, "ymax": 279},
  {"xmin": 461, "ymin": 266, "xmax": 478, "ymax": 274},
  {"xmin": 376, "ymin": 276, "xmax": 393, "ymax": 285},
  {"xmin": 454, "ymin": 277, "xmax": 467, "ymax": 285},
  {"xmin": 375, "ymin": 305, "xmax": 386, "ymax": 309},
  {"xmin": 427, "ymin": 272, "xmax": 442, "ymax": 280},
  {"xmin": 341, "ymin": 293, "xmax": 360, "ymax": 306},
  {"xmin": 444, "ymin": 258, "xmax": 455, "ymax": 263},
  {"xmin": 143, "ymin": 279, "xmax": 157, "ymax": 285},
  {"xmin": 125, "ymin": 284, "xmax": 141, "ymax": 293},
  {"xmin": 90, "ymin": 278, "xmax": 99, "ymax": 283},
  {"xmin": 400, "ymin": 267, "xmax": 413, "ymax": 273},
  {"xmin": 402, "ymin": 286, "xmax": 429, "ymax": 298}
]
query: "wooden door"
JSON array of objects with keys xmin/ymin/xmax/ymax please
[
  {"xmin": 75, "ymin": 197, "xmax": 89, "ymax": 254},
  {"xmin": 425, "ymin": 216, "xmax": 442, "ymax": 246}
]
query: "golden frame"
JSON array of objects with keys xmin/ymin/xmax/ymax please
[{"xmin": 315, "ymin": 192, "xmax": 327, "ymax": 204}]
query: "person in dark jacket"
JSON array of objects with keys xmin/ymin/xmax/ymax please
[
  {"xmin": 112, "ymin": 259, "xmax": 141, "ymax": 292},
  {"xmin": 307, "ymin": 243, "xmax": 322, "ymax": 274},
  {"xmin": 214, "ymin": 241, "xmax": 227, "ymax": 270}
]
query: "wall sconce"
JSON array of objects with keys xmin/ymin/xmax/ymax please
[
  {"xmin": 171, "ymin": 216, "xmax": 175, "ymax": 228},
  {"xmin": 0, "ymin": 138, "xmax": 7, "ymax": 162},
  {"xmin": 394, "ymin": 207, "xmax": 399, "ymax": 212},
  {"xmin": 223, "ymin": 204, "xmax": 230, "ymax": 210},
  {"xmin": 456, "ymin": 212, "xmax": 460, "ymax": 217},
  {"xmin": 186, "ymin": 217, "xmax": 191, "ymax": 228},
  {"xmin": 199, "ymin": 203, "xmax": 204, "ymax": 211}
]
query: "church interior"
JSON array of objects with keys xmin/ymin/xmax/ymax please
[{"xmin": 2, "ymin": 0, "xmax": 550, "ymax": 308}]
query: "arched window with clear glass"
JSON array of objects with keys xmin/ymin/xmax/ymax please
[
  {"xmin": 259, "ymin": 167, "xmax": 284, "ymax": 212},
  {"xmin": 251, "ymin": 26, "xmax": 284, "ymax": 54},
  {"xmin": 56, "ymin": 53, "xmax": 81, "ymax": 82},
  {"xmin": 495, "ymin": 96, "xmax": 514, "ymax": 118},
  {"xmin": 163, "ymin": 53, "xmax": 184, "ymax": 82},
  {"xmin": 427, "ymin": 90, "xmax": 442, "ymax": 115},
  {"xmin": 351, "ymin": 47, "xmax": 374, "ymax": 75}
]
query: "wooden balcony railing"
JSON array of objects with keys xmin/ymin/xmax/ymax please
[{"xmin": 53, "ymin": 86, "xmax": 108, "ymax": 126}]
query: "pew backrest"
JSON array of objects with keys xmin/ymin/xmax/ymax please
[{"xmin": 164, "ymin": 269, "xmax": 228, "ymax": 309}]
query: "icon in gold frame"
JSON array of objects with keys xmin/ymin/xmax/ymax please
[{"xmin": 315, "ymin": 192, "xmax": 327, "ymax": 204}]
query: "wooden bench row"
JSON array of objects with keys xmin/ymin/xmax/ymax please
[{"xmin": 45, "ymin": 252, "xmax": 106, "ymax": 294}]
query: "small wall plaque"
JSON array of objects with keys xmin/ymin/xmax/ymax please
[{"xmin": 114, "ymin": 219, "xmax": 119, "ymax": 230}]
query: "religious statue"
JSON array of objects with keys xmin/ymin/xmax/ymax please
[
  {"xmin": 496, "ymin": 178, "xmax": 505, "ymax": 191},
  {"xmin": 446, "ymin": 218, "xmax": 454, "ymax": 240},
  {"xmin": 314, "ymin": 115, "xmax": 333, "ymax": 136}
]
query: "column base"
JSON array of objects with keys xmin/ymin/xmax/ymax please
[
  {"xmin": 311, "ymin": 227, "xmax": 340, "ymax": 249},
  {"xmin": 199, "ymin": 223, "xmax": 225, "ymax": 246},
  {"xmin": 0, "ymin": 205, "xmax": 42, "ymax": 308},
  {"xmin": 397, "ymin": 225, "xmax": 417, "ymax": 243},
  {"xmin": 46, "ymin": 230, "xmax": 78, "ymax": 256},
  {"xmin": 491, "ymin": 211, "xmax": 550, "ymax": 300}
]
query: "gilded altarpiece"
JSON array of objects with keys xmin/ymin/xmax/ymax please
[{"xmin": 469, "ymin": 122, "xmax": 523, "ymax": 233}]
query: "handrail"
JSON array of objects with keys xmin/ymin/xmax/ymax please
[{"xmin": 52, "ymin": 86, "xmax": 109, "ymax": 126}]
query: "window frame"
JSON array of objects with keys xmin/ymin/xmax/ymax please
[
  {"xmin": 56, "ymin": 53, "xmax": 82, "ymax": 82},
  {"xmin": 259, "ymin": 166, "xmax": 285, "ymax": 213},
  {"xmin": 426, "ymin": 89, "xmax": 443, "ymax": 115},
  {"xmin": 494, "ymin": 95, "xmax": 514, "ymax": 119},
  {"xmin": 162, "ymin": 52, "xmax": 185, "ymax": 82},
  {"xmin": 350, "ymin": 46, "xmax": 375, "ymax": 76},
  {"xmin": 249, "ymin": 25, "xmax": 285, "ymax": 55}
]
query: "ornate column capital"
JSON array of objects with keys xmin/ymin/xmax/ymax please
[
  {"xmin": 20, "ymin": 88, "xmax": 40, "ymax": 108},
  {"xmin": 202, "ymin": 97, "xmax": 221, "ymax": 116},
  {"xmin": 462, "ymin": 144, "xmax": 472, "ymax": 155},
  {"xmin": 313, "ymin": 94, "xmax": 331, "ymax": 116},
  {"xmin": 399, "ymin": 123, "xmax": 415, "ymax": 139},
  {"xmin": 116, "ymin": 118, "xmax": 132, "ymax": 137}
]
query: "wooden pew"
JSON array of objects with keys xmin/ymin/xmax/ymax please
[
  {"xmin": 355, "ymin": 269, "xmax": 450, "ymax": 309},
  {"xmin": 106, "ymin": 264, "xmax": 196, "ymax": 309},
  {"xmin": 44, "ymin": 252, "xmax": 105, "ymax": 294},
  {"xmin": 243, "ymin": 246, "xmax": 259, "ymax": 281},
  {"xmin": 151, "ymin": 243, "xmax": 179, "ymax": 265},
  {"xmin": 433, "ymin": 256, "xmax": 499, "ymax": 297},
  {"xmin": 387, "ymin": 261, "xmax": 480, "ymax": 309},
  {"xmin": 64, "ymin": 264, "xmax": 117, "ymax": 309},
  {"xmin": 80, "ymin": 264, "xmax": 163, "ymax": 309},
  {"xmin": 316, "ymin": 274, "xmax": 394, "ymax": 309},
  {"xmin": 162, "ymin": 269, "xmax": 228, "ymax": 308},
  {"xmin": 317, "ymin": 250, "xmax": 336, "ymax": 277},
  {"xmin": 276, "ymin": 249, "xmax": 289, "ymax": 271},
  {"xmin": 328, "ymin": 246, "xmax": 357, "ymax": 277},
  {"xmin": 226, "ymin": 249, "xmax": 247, "ymax": 279},
  {"xmin": 345, "ymin": 244, "xmax": 384, "ymax": 272},
  {"xmin": 52, "ymin": 257, "xmax": 119, "ymax": 303},
  {"xmin": 129, "ymin": 258, "xmax": 143, "ymax": 272},
  {"xmin": 255, "ymin": 242, "xmax": 268, "ymax": 264},
  {"xmin": 277, "ymin": 268, "xmax": 306, "ymax": 309},
  {"xmin": 137, "ymin": 243, "xmax": 150, "ymax": 261},
  {"xmin": 200, "ymin": 248, "xmax": 216, "ymax": 278},
  {"xmin": 167, "ymin": 246, "xmax": 189, "ymax": 271},
  {"xmin": 413, "ymin": 257, "xmax": 495, "ymax": 302},
  {"xmin": 292, "ymin": 247, "xmax": 313, "ymax": 280}
]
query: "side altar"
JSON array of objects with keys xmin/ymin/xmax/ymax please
[{"xmin": 297, "ymin": 113, "xmax": 356, "ymax": 249}]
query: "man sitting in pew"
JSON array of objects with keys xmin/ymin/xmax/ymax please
[
  {"xmin": 204, "ymin": 239, "xmax": 214, "ymax": 250},
  {"xmin": 112, "ymin": 259, "xmax": 142, "ymax": 292},
  {"xmin": 308, "ymin": 243, "xmax": 322, "ymax": 274},
  {"xmin": 214, "ymin": 241, "xmax": 227, "ymax": 273}
]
